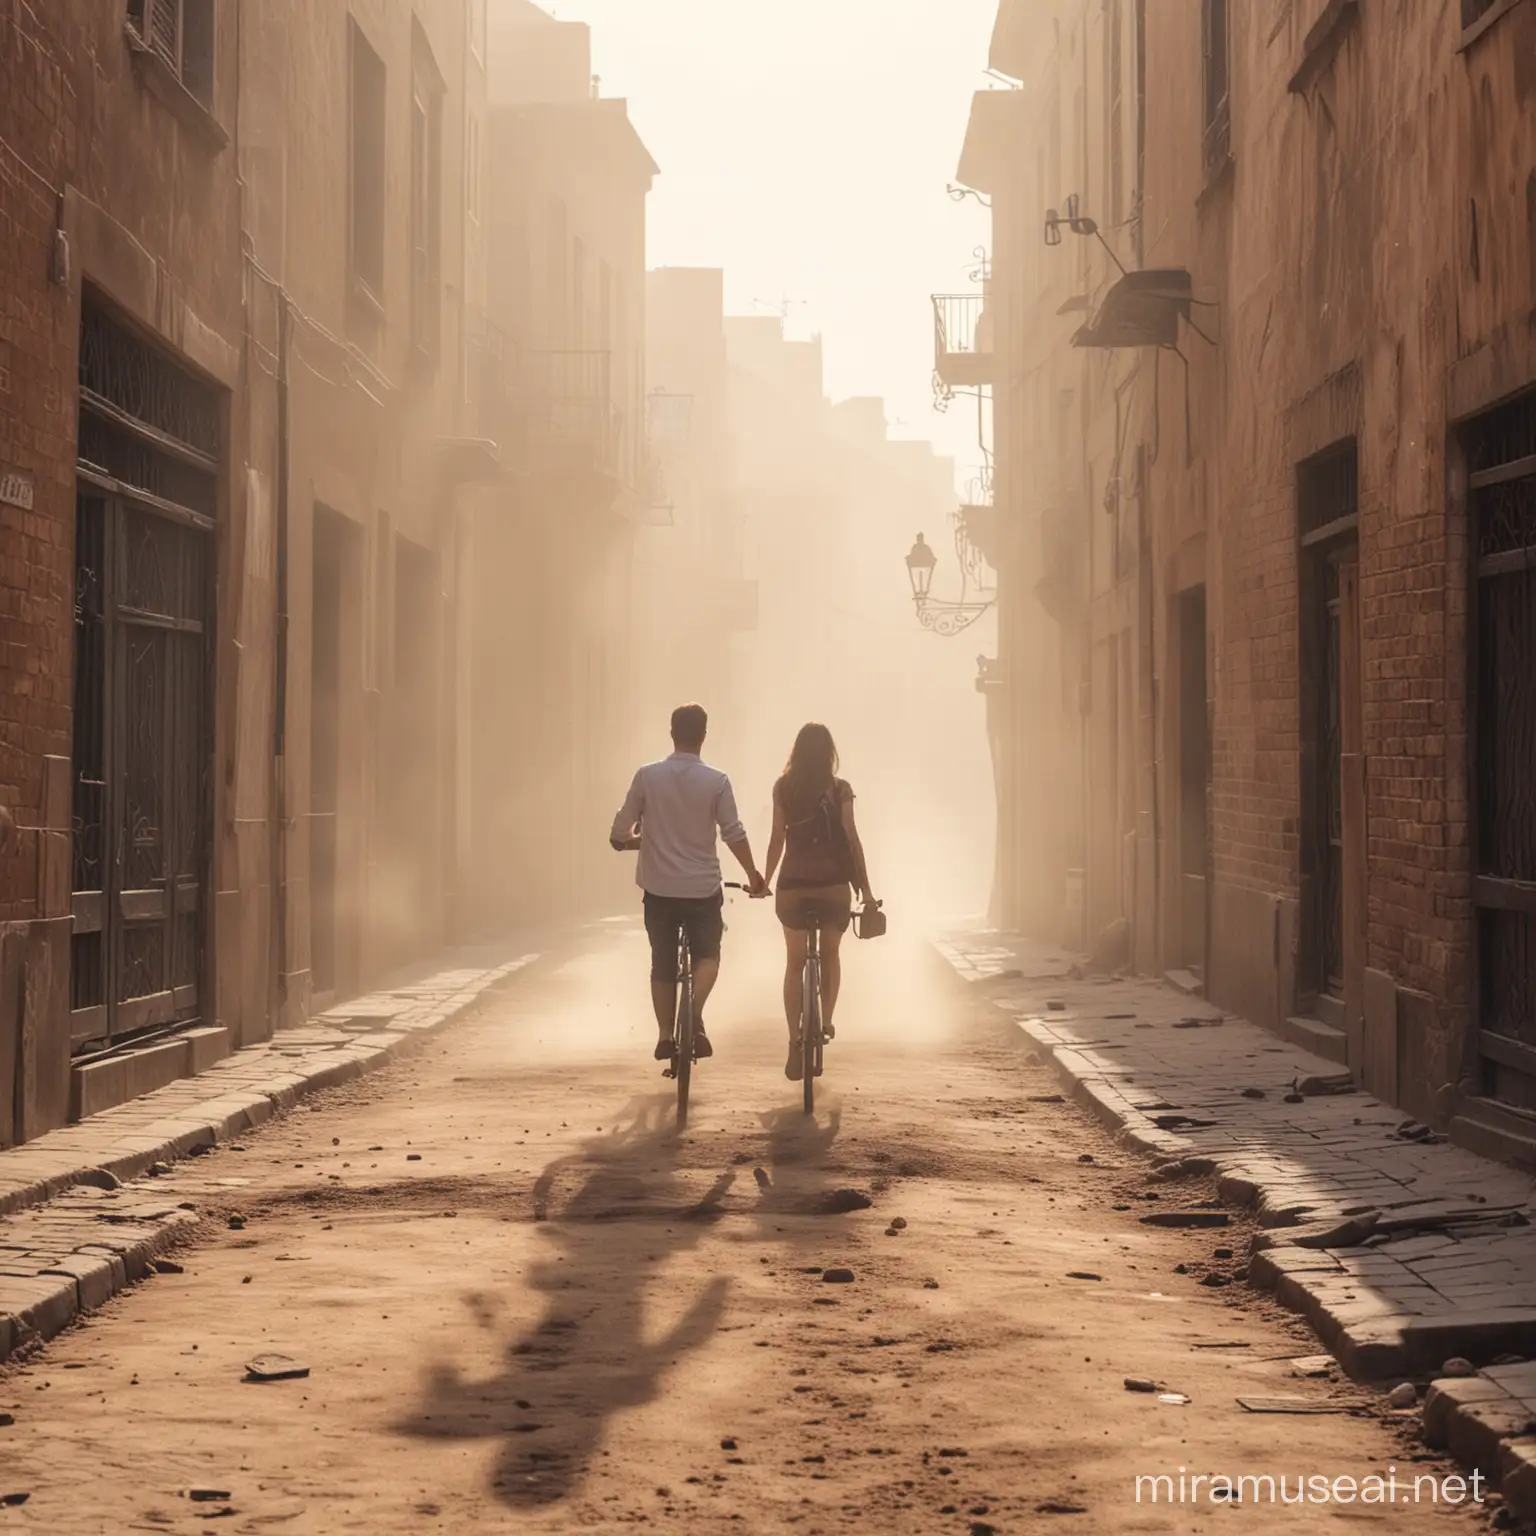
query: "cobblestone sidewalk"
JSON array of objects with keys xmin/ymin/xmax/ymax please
[
  {"xmin": 0, "ymin": 954, "xmax": 537, "ymax": 1365},
  {"xmin": 934, "ymin": 929, "xmax": 1536, "ymax": 1519}
]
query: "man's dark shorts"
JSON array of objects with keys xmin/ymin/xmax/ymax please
[{"xmin": 643, "ymin": 891, "xmax": 724, "ymax": 982}]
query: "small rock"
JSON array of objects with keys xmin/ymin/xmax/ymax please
[
  {"xmin": 822, "ymin": 1268, "xmax": 856, "ymax": 1284},
  {"xmin": 406, "ymin": 1154, "xmax": 422, "ymax": 1162},
  {"xmin": 1214, "ymin": 1247, "xmax": 1233, "ymax": 1259},
  {"xmin": 226, "ymin": 1216, "xmax": 246, "ymax": 1231},
  {"xmin": 816, "ymin": 1188, "xmax": 872, "ymax": 1214},
  {"xmin": 1200, "ymin": 1273, "xmax": 1231, "ymax": 1288},
  {"xmin": 890, "ymin": 1216, "xmax": 907, "ymax": 1230},
  {"xmin": 0, "ymin": 1413, "xmax": 13, "ymax": 1427},
  {"xmin": 923, "ymin": 1279, "xmax": 940, "ymax": 1290},
  {"xmin": 1441, "ymin": 1357, "xmax": 1476, "ymax": 1378},
  {"xmin": 78, "ymin": 1167, "xmax": 121, "ymax": 1191},
  {"xmin": 753, "ymin": 1168, "xmax": 771, "ymax": 1190},
  {"xmin": 1078, "ymin": 1154, "xmax": 1095, "ymax": 1164},
  {"xmin": 720, "ymin": 1437, "xmax": 738, "ymax": 1451},
  {"xmin": 0, "ymin": 1494, "xmax": 29, "ymax": 1508},
  {"xmin": 884, "ymin": 1227, "xmax": 900, "ymax": 1237},
  {"xmin": 331, "ymin": 1138, "xmax": 340, "ymax": 1147},
  {"xmin": 1240, "ymin": 1088, "xmax": 1265, "ymax": 1099},
  {"xmin": 1173, "ymin": 1263, "xmax": 1189, "ymax": 1275},
  {"xmin": 1387, "ymin": 1382, "xmax": 1418, "ymax": 1409},
  {"xmin": 1124, "ymin": 1377, "xmax": 1158, "ymax": 1393},
  {"xmin": 151, "ymin": 1259, "xmax": 185, "ymax": 1275},
  {"xmin": 188, "ymin": 1488, "xmax": 233, "ymax": 1503},
  {"xmin": 243, "ymin": 1353, "xmax": 309, "ymax": 1382},
  {"xmin": 1065, "ymin": 1272, "xmax": 1102, "ymax": 1282},
  {"xmin": 150, "ymin": 1161, "xmax": 172, "ymax": 1176},
  {"xmin": 1283, "ymin": 1092, "xmax": 1305, "ymax": 1104}
]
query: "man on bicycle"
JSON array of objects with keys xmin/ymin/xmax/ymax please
[{"xmin": 610, "ymin": 703, "xmax": 767, "ymax": 1064}]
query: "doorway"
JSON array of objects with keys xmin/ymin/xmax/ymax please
[
  {"xmin": 309, "ymin": 506, "xmax": 348, "ymax": 1003},
  {"xmin": 69, "ymin": 301, "xmax": 217, "ymax": 1050},
  {"xmin": 1176, "ymin": 586, "xmax": 1209, "ymax": 977},
  {"xmin": 1468, "ymin": 392, "xmax": 1536, "ymax": 1111},
  {"xmin": 1298, "ymin": 442, "xmax": 1361, "ymax": 1033}
]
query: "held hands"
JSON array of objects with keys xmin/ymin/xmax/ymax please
[{"xmin": 748, "ymin": 870, "xmax": 770, "ymax": 898}]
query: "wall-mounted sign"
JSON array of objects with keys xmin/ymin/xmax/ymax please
[{"xmin": 0, "ymin": 469, "xmax": 35, "ymax": 512}]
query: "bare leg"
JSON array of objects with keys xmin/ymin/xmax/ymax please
[
  {"xmin": 782, "ymin": 927, "xmax": 808, "ymax": 1038},
  {"xmin": 650, "ymin": 980, "xmax": 677, "ymax": 1040},
  {"xmin": 692, "ymin": 957, "xmax": 720, "ymax": 1020},
  {"xmin": 820, "ymin": 926, "xmax": 844, "ymax": 1030}
]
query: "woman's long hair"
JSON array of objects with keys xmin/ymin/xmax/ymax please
[{"xmin": 779, "ymin": 722, "xmax": 839, "ymax": 819}]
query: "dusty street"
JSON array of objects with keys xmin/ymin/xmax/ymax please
[{"xmin": 0, "ymin": 919, "xmax": 1489, "ymax": 1534}]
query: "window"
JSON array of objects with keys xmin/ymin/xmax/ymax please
[
  {"xmin": 1201, "ymin": 0, "xmax": 1231, "ymax": 177},
  {"xmin": 410, "ymin": 30, "xmax": 444, "ymax": 360},
  {"xmin": 128, "ymin": 0, "xmax": 215, "ymax": 106},
  {"xmin": 348, "ymin": 20, "xmax": 387, "ymax": 300}
]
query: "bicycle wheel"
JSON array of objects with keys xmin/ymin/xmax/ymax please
[
  {"xmin": 676, "ymin": 951, "xmax": 694, "ymax": 1130},
  {"xmin": 801, "ymin": 953, "xmax": 818, "ymax": 1116}
]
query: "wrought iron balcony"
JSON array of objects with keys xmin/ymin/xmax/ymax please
[
  {"xmin": 465, "ymin": 326, "xmax": 625, "ymax": 489},
  {"xmin": 932, "ymin": 292, "xmax": 995, "ymax": 393}
]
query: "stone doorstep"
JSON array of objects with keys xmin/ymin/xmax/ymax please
[{"xmin": 940, "ymin": 931, "xmax": 1536, "ymax": 1524}]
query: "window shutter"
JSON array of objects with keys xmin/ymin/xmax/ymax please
[{"xmin": 146, "ymin": 0, "xmax": 182, "ymax": 73}]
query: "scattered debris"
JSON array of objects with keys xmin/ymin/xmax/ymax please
[
  {"xmin": 1214, "ymin": 1247, "xmax": 1234, "ymax": 1259},
  {"xmin": 1123, "ymin": 1377, "xmax": 1158, "ymax": 1393},
  {"xmin": 187, "ymin": 1489, "xmax": 233, "ymax": 1503},
  {"xmin": 243, "ymin": 1354, "xmax": 310, "ymax": 1383},
  {"xmin": 149, "ymin": 1161, "xmax": 173, "ymax": 1176},
  {"xmin": 720, "ymin": 1438, "xmax": 738, "ymax": 1451},
  {"xmin": 1192, "ymin": 1341, "xmax": 1251, "ymax": 1350},
  {"xmin": 1065, "ymin": 1272, "xmax": 1103, "ymax": 1282},
  {"xmin": 1140, "ymin": 1210, "xmax": 1228, "ymax": 1229},
  {"xmin": 151, "ymin": 1258, "xmax": 185, "ymax": 1275},
  {"xmin": 1441, "ymin": 1357, "xmax": 1476, "ymax": 1378},
  {"xmin": 1200, "ymin": 1273, "xmax": 1231, "ymax": 1288},
  {"xmin": 1237, "ymin": 1396, "xmax": 1352, "ymax": 1414},
  {"xmin": 752, "ymin": 1167, "xmax": 772, "ymax": 1191},
  {"xmin": 1240, "ymin": 1088, "xmax": 1266, "ymax": 1099},
  {"xmin": 1297, "ymin": 1073, "xmax": 1354, "ymax": 1096},
  {"xmin": 1158, "ymin": 1393, "xmax": 1191, "ymax": 1406},
  {"xmin": 226, "ymin": 1215, "xmax": 246, "ymax": 1231},
  {"xmin": 822, "ymin": 1268, "xmax": 856, "ymax": 1284},
  {"xmin": 0, "ymin": 1494, "xmax": 29, "ymax": 1508},
  {"xmin": 1028, "ymin": 1094, "xmax": 1066, "ymax": 1104},
  {"xmin": 1289, "ymin": 1355, "xmax": 1335, "ymax": 1378},
  {"xmin": 922, "ymin": 1279, "xmax": 940, "ymax": 1290},
  {"xmin": 1387, "ymin": 1383, "xmax": 1418, "ymax": 1409},
  {"xmin": 1283, "ymin": 1092, "xmax": 1305, "ymax": 1104},
  {"xmin": 890, "ymin": 1216, "xmax": 908, "ymax": 1230},
  {"xmin": 815, "ymin": 1189, "xmax": 872, "ymax": 1215},
  {"xmin": 0, "ymin": 1414, "xmax": 12, "ymax": 1427},
  {"xmin": 406, "ymin": 1154, "xmax": 423, "ymax": 1162}
]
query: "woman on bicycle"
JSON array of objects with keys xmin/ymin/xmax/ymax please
[{"xmin": 762, "ymin": 723, "xmax": 876, "ymax": 1080}]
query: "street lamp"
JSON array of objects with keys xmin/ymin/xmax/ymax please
[
  {"xmin": 903, "ymin": 525, "xmax": 993, "ymax": 637},
  {"xmin": 905, "ymin": 534, "xmax": 937, "ymax": 601}
]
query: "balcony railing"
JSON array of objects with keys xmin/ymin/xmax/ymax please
[
  {"xmin": 932, "ymin": 292, "xmax": 995, "ymax": 393},
  {"xmin": 465, "ymin": 326, "xmax": 624, "ymax": 486}
]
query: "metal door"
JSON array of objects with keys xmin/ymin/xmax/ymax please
[
  {"xmin": 70, "ymin": 302, "xmax": 216, "ymax": 1050},
  {"xmin": 1470, "ymin": 393, "xmax": 1536, "ymax": 1110}
]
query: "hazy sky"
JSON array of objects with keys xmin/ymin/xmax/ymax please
[{"xmin": 546, "ymin": 0, "xmax": 997, "ymax": 480}]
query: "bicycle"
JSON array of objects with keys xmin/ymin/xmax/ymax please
[
  {"xmin": 794, "ymin": 898, "xmax": 881, "ymax": 1116},
  {"xmin": 662, "ymin": 881, "xmax": 751, "ymax": 1131}
]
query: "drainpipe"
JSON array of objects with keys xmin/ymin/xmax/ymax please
[{"xmin": 272, "ymin": 297, "xmax": 291, "ymax": 1027}]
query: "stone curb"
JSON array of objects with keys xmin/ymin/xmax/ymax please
[
  {"xmin": 0, "ymin": 954, "xmax": 537, "ymax": 1365},
  {"xmin": 933, "ymin": 932, "xmax": 1536, "ymax": 1524}
]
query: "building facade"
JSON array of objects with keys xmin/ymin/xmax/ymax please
[
  {"xmin": 463, "ymin": 3, "xmax": 657, "ymax": 930},
  {"xmin": 958, "ymin": 0, "xmax": 1536, "ymax": 1155},
  {"xmin": 0, "ymin": 0, "xmax": 249, "ymax": 1142}
]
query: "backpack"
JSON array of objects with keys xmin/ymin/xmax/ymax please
[{"xmin": 789, "ymin": 781, "xmax": 852, "ymax": 879}]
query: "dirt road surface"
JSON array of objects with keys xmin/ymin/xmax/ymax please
[{"xmin": 0, "ymin": 919, "xmax": 1492, "ymax": 1533}]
